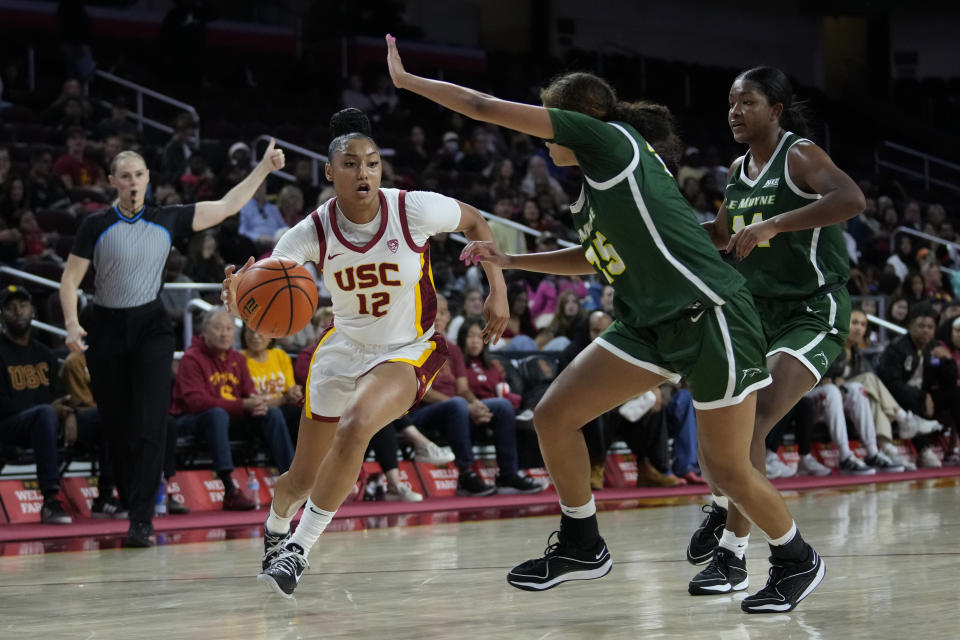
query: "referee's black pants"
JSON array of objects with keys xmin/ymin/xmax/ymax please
[{"xmin": 85, "ymin": 300, "xmax": 174, "ymax": 526}]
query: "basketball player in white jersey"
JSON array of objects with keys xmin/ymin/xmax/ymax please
[{"xmin": 222, "ymin": 109, "xmax": 509, "ymax": 598}]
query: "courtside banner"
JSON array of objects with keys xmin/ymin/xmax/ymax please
[
  {"xmin": 397, "ymin": 461, "xmax": 425, "ymax": 495},
  {"xmin": 812, "ymin": 443, "xmax": 840, "ymax": 470},
  {"xmin": 62, "ymin": 476, "xmax": 102, "ymax": 517},
  {"xmin": 0, "ymin": 480, "xmax": 75, "ymax": 523},
  {"xmin": 604, "ymin": 453, "xmax": 638, "ymax": 488},
  {"xmin": 173, "ymin": 470, "xmax": 230, "ymax": 511},
  {"xmin": 415, "ymin": 461, "xmax": 459, "ymax": 497}
]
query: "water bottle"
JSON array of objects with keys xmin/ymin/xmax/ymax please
[
  {"xmin": 247, "ymin": 470, "xmax": 261, "ymax": 509},
  {"xmin": 155, "ymin": 480, "xmax": 167, "ymax": 516}
]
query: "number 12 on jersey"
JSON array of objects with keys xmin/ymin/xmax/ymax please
[
  {"xmin": 584, "ymin": 232, "xmax": 626, "ymax": 283},
  {"xmin": 731, "ymin": 213, "xmax": 771, "ymax": 248}
]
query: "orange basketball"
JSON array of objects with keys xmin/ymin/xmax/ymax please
[{"xmin": 236, "ymin": 257, "xmax": 318, "ymax": 338}]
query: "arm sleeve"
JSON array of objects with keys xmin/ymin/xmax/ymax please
[
  {"xmin": 273, "ymin": 215, "xmax": 323, "ymax": 266},
  {"xmin": 402, "ymin": 190, "xmax": 463, "ymax": 245},
  {"xmin": 155, "ymin": 204, "xmax": 197, "ymax": 240},
  {"xmin": 70, "ymin": 214, "xmax": 101, "ymax": 259},
  {"xmin": 448, "ymin": 344, "xmax": 468, "ymax": 379},
  {"xmin": 548, "ymin": 108, "xmax": 638, "ymax": 183}
]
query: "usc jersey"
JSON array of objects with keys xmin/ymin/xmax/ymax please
[{"xmin": 273, "ymin": 188, "xmax": 461, "ymax": 345}]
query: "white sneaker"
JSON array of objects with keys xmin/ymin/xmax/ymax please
[
  {"xmin": 899, "ymin": 412, "xmax": 941, "ymax": 439},
  {"xmin": 765, "ymin": 450, "xmax": 796, "ymax": 479},
  {"xmin": 413, "ymin": 442, "xmax": 455, "ymax": 466},
  {"xmin": 918, "ymin": 447, "xmax": 942, "ymax": 469},
  {"xmin": 881, "ymin": 442, "xmax": 916, "ymax": 471},
  {"xmin": 797, "ymin": 453, "xmax": 832, "ymax": 476},
  {"xmin": 384, "ymin": 485, "xmax": 423, "ymax": 502},
  {"xmin": 839, "ymin": 455, "xmax": 877, "ymax": 475}
]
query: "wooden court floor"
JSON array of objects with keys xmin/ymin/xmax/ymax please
[{"xmin": 1, "ymin": 477, "xmax": 958, "ymax": 640}]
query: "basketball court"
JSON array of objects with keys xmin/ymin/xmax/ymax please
[{"xmin": 2, "ymin": 475, "xmax": 957, "ymax": 639}]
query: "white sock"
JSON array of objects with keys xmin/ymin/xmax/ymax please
[
  {"xmin": 895, "ymin": 407, "xmax": 908, "ymax": 423},
  {"xmin": 265, "ymin": 503, "xmax": 294, "ymax": 535},
  {"xmin": 560, "ymin": 496, "xmax": 596, "ymax": 518},
  {"xmin": 289, "ymin": 498, "xmax": 336, "ymax": 556},
  {"xmin": 712, "ymin": 494, "xmax": 729, "ymax": 510},
  {"xmin": 765, "ymin": 520, "xmax": 797, "ymax": 546},
  {"xmin": 718, "ymin": 529, "xmax": 750, "ymax": 559}
]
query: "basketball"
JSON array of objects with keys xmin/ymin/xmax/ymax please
[{"xmin": 236, "ymin": 257, "xmax": 318, "ymax": 338}]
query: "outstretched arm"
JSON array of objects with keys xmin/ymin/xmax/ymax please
[
  {"xmin": 192, "ymin": 138, "xmax": 285, "ymax": 231},
  {"xmin": 386, "ymin": 35, "xmax": 554, "ymax": 140},
  {"xmin": 461, "ymin": 242, "xmax": 594, "ymax": 276}
]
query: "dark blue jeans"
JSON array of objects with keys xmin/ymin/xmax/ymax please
[
  {"xmin": 666, "ymin": 388, "xmax": 699, "ymax": 476},
  {"xmin": 0, "ymin": 405, "xmax": 60, "ymax": 494},
  {"xmin": 408, "ymin": 396, "xmax": 518, "ymax": 475},
  {"xmin": 175, "ymin": 406, "xmax": 294, "ymax": 473}
]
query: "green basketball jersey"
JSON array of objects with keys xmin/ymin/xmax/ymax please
[
  {"xmin": 724, "ymin": 132, "xmax": 849, "ymax": 299},
  {"xmin": 549, "ymin": 108, "xmax": 745, "ymax": 328}
]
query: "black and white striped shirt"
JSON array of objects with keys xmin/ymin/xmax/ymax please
[{"xmin": 72, "ymin": 204, "xmax": 196, "ymax": 308}]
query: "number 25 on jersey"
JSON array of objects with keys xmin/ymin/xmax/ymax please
[
  {"xmin": 584, "ymin": 232, "xmax": 626, "ymax": 283},
  {"xmin": 731, "ymin": 213, "xmax": 771, "ymax": 248}
]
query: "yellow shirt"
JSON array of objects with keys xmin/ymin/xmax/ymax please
[{"xmin": 243, "ymin": 348, "xmax": 295, "ymax": 396}]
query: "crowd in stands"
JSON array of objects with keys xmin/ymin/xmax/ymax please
[{"xmin": 2, "ymin": 58, "xmax": 960, "ymax": 525}]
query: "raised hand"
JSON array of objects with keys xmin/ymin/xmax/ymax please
[
  {"xmin": 385, "ymin": 34, "xmax": 409, "ymax": 89},
  {"xmin": 259, "ymin": 137, "xmax": 285, "ymax": 172},
  {"xmin": 222, "ymin": 256, "xmax": 255, "ymax": 316}
]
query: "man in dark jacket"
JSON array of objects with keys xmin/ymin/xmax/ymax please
[{"xmin": 876, "ymin": 303, "xmax": 956, "ymax": 468}]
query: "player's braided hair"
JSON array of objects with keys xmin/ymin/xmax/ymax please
[
  {"xmin": 327, "ymin": 108, "xmax": 376, "ymax": 158},
  {"xmin": 736, "ymin": 66, "xmax": 812, "ymax": 139},
  {"xmin": 539, "ymin": 72, "xmax": 682, "ymax": 169}
]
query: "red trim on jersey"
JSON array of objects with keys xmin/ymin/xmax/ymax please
[
  {"xmin": 327, "ymin": 190, "xmax": 389, "ymax": 253},
  {"xmin": 309, "ymin": 413, "xmax": 340, "ymax": 423},
  {"xmin": 417, "ymin": 244, "xmax": 438, "ymax": 333},
  {"xmin": 398, "ymin": 189, "xmax": 429, "ymax": 253},
  {"xmin": 310, "ymin": 209, "xmax": 327, "ymax": 273}
]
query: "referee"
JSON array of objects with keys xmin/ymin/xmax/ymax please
[{"xmin": 59, "ymin": 140, "xmax": 284, "ymax": 547}]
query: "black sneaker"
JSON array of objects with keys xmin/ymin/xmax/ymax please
[
  {"xmin": 262, "ymin": 524, "xmax": 292, "ymax": 571},
  {"xmin": 741, "ymin": 546, "xmax": 825, "ymax": 613},
  {"xmin": 456, "ymin": 469, "xmax": 496, "ymax": 497},
  {"xmin": 507, "ymin": 531, "xmax": 612, "ymax": 591},
  {"xmin": 496, "ymin": 472, "xmax": 545, "ymax": 495},
  {"xmin": 258, "ymin": 542, "xmax": 309, "ymax": 599},
  {"xmin": 125, "ymin": 521, "xmax": 154, "ymax": 548},
  {"xmin": 686, "ymin": 502, "xmax": 727, "ymax": 565},
  {"xmin": 688, "ymin": 547, "xmax": 749, "ymax": 595},
  {"xmin": 41, "ymin": 497, "xmax": 72, "ymax": 524},
  {"xmin": 91, "ymin": 496, "xmax": 127, "ymax": 519}
]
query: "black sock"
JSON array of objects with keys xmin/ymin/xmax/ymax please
[
  {"xmin": 218, "ymin": 470, "xmax": 234, "ymax": 489},
  {"xmin": 769, "ymin": 529, "xmax": 807, "ymax": 563},
  {"xmin": 560, "ymin": 514, "xmax": 600, "ymax": 548},
  {"xmin": 41, "ymin": 488, "xmax": 59, "ymax": 502}
]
